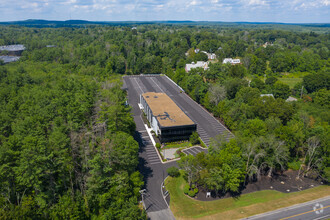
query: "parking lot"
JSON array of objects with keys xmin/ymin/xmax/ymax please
[
  {"xmin": 182, "ymin": 146, "xmax": 208, "ymax": 156},
  {"xmin": 124, "ymin": 75, "xmax": 233, "ymax": 147}
]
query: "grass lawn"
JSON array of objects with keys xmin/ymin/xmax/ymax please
[
  {"xmin": 278, "ymin": 78, "xmax": 303, "ymax": 88},
  {"xmin": 164, "ymin": 141, "xmax": 192, "ymax": 149},
  {"xmin": 165, "ymin": 174, "xmax": 330, "ymax": 220}
]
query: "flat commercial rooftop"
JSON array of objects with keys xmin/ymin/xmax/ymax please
[
  {"xmin": 142, "ymin": 92, "xmax": 195, "ymax": 128},
  {"xmin": 0, "ymin": 56, "xmax": 20, "ymax": 63},
  {"xmin": 0, "ymin": 45, "xmax": 26, "ymax": 51}
]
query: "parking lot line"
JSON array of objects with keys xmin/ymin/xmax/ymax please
[
  {"xmin": 148, "ymin": 160, "xmax": 161, "ymax": 164},
  {"xmin": 190, "ymin": 148, "xmax": 200, "ymax": 154},
  {"xmin": 149, "ymin": 161, "xmax": 161, "ymax": 165},
  {"xmin": 186, "ymin": 150, "xmax": 196, "ymax": 156},
  {"xmin": 149, "ymin": 77, "xmax": 165, "ymax": 93},
  {"xmin": 148, "ymin": 157, "xmax": 160, "ymax": 161},
  {"xmin": 133, "ymin": 77, "xmax": 144, "ymax": 94}
]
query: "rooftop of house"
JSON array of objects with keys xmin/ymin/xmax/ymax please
[
  {"xmin": 223, "ymin": 58, "xmax": 241, "ymax": 64},
  {"xmin": 260, "ymin": 94, "xmax": 274, "ymax": 97},
  {"xmin": 185, "ymin": 61, "xmax": 209, "ymax": 72},
  {"xmin": 0, "ymin": 44, "xmax": 26, "ymax": 51},
  {"xmin": 0, "ymin": 56, "xmax": 20, "ymax": 63},
  {"xmin": 142, "ymin": 92, "xmax": 195, "ymax": 128},
  {"xmin": 286, "ymin": 96, "xmax": 298, "ymax": 102}
]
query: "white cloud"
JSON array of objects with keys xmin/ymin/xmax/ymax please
[
  {"xmin": 292, "ymin": 0, "xmax": 330, "ymax": 10},
  {"xmin": 247, "ymin": 0, "xmax": 267, "ymax": 5},
  {"xmin": 61, "ymin": 0, "xmax": 77, "ymax": 5},
  {"xmin": 320, "ymin": 0, "xmax": 330, "ymax": 6}
]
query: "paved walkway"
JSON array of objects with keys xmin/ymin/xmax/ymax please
[
  {"xmin": 161, "ymin": 148, "xmax": 177, "ymax": 160},
  {"xmin": 148, "ymin": 208, "xmax": 176, "ymax": 220}
]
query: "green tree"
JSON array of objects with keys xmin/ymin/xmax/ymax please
[
  {"xmin": 265, "ymin": 76, "xmax": 278, "ymax": 86},
  {"xmin": 272, "ymin": 82, "xmax": 291, "ymax": 99},
  {"xmin": 178, "ymin": 155, "xmax": 200, "ymax": 186},
  {"xmin": 250, "ymin": 78, "xmax": 265, "ymax": 91},
  {"xmin": 257, "ymin": 135, "xmax": 289, "ymax": 177},
  {"xmin": 313, "ymin": 89, "xmax": 330, "ymax": 106},
  {"xmin": 207, "ymin": 83, "xmax": 227, "ymax": 106},
  {"xmin": 167, "ymin": 167, "xmax": 180, "ymax": 177},
  {"xmin": 190, "ymin": 131, "xmax": 200, "ymax": 145},
  {"xmin": 224, "ymin": 78, "xmax": 248, "ymax": 100},
  {"xmin": 303, "ymin": 73, "xmax": 329, "ymax": 93}
]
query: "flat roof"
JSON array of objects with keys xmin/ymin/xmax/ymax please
[
  {"xmin": 142, "ymin": 92, "xmax": 195, "ymax": 128},
  {"xmin": 0, "ymin": 56, "xmax": 20, "ymax": 63},
  {"xmin": 0, "ymin": 45, "xmax": 26, "ymax": 51}
]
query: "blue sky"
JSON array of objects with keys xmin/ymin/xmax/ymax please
[{"xmin": 0, "ymin": 0, "xmax": 329, "ymax": 23}]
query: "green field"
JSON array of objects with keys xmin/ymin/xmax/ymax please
[
  {"xmin": 165, "ymin": 174, "xmax": 330, "ymax": 220},
  {"xmin": 278, "ymin": 78, "xmax": 303, "ymax": 88}
]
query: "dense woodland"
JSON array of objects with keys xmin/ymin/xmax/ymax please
[{"xmin": 0, "ymin": 24, "xmax": 329, "ymax": 217}]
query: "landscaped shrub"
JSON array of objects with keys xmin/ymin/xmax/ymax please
[
  {"xmin": 176, "ymin": 149, "xmax": 186, "ymax": 157},
  {"xmin": 188, "ymin": 190, "xmax": 196, "ymax": 197},
  {"xmin": 194, "ymin": 187, "xmax": 199, "ymax": 194},
  {"xmin": 288, "ymin": 160, "xmax": 302, "ymax": 170},
  {"xmin": 190, "ymin": 131, "xmax": 200, "ymax": 145},
  {"xmin": 167, "ymin": 167, "xmax": 180, "ymax": 177},
  {"xmin": 184, "ymin": 184, "xmax": 190, "ymax": 194},
  {"xmin": 156, "ymin": 143, "xmax": 161, "ymax": 150}
]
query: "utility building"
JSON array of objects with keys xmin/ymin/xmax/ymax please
[
  {"xmin": 140, "ymin": 92, "xmax": 196, "ymax": 143},
  {"xmin": 0, "ymin": 45, "xmax": 26, "ymax": 56}
]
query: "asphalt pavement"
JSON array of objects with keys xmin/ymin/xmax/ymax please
[
  {"xmin": 182, "ymin": 146, "xmax": 208, "ymax": 156},
  {"xmin": 243, "ymin": 196, "xmax": 330, "ymax": 220}
]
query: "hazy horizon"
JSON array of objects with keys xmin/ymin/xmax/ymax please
[
  {"xmin": 0, "ymin": 0, "xmax": 329, "ymax": 23},
  {"xmin": 2, "ymin": 19, "xmax": 330, "ymax": 24}
]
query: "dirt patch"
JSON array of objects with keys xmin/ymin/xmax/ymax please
[{"xmin": 195, "ymin": 170, "xmax": 325, "ymax": 201}]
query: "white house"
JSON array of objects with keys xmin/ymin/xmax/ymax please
[
  {"xmin": 260, "ymin": 94, "xmax": 274, "ymax": 98},
  {"xmin": 286, "ymin": 96, "xmax": 298, "ymax": 102},
  {"xmin": 185, "ymin": 61, "xmax": 209, "ymax": 72},
  {"xmin": 222, "ymin": 58, "xmax": 241, "ymax": 65},
  {"xmin": 201, "ymin": 51, "xmax": 217, "ymax": 60}
]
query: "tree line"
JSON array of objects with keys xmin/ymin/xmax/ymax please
[{"xmin": 0, "ymin": 61, "xmax": 145, "ymax": 218}]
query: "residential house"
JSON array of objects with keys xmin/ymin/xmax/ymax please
[
  {"xmin": 185, "ymin": 61, "xmax": 209, "ymax": 72},
  {"xmin": 222, "ymin": 58, "xmax": 241, "ymax": 65},
  {"xmin": 201, "ymin": 51, "xmax": 217, "ymax": 60}
]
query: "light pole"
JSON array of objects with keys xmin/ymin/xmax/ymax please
[{"xmin": 139, "ymin": 189, "xmax": 147, "ymax": 210}]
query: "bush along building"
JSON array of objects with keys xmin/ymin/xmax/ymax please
[{"xmin": 140, "ymin": 92, "xmax": 197, "ymax": 143}]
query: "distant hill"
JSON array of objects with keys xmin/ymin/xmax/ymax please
[{"xmin": 0, "ymin": 19, "xmax": 329, "ymax": 29}]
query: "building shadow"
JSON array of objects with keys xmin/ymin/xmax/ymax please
[{"xmin": 133, "ymin": 130, "xmax": 154, "ymax": 188}]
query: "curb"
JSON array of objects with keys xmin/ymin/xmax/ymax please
[
  {"xmin": 161, "ymin": 175, "xmax": 170, "ymax": 208},
  {"xmin": 143, "ymin": 123, "xmax": 182, "ymax": 164}
]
